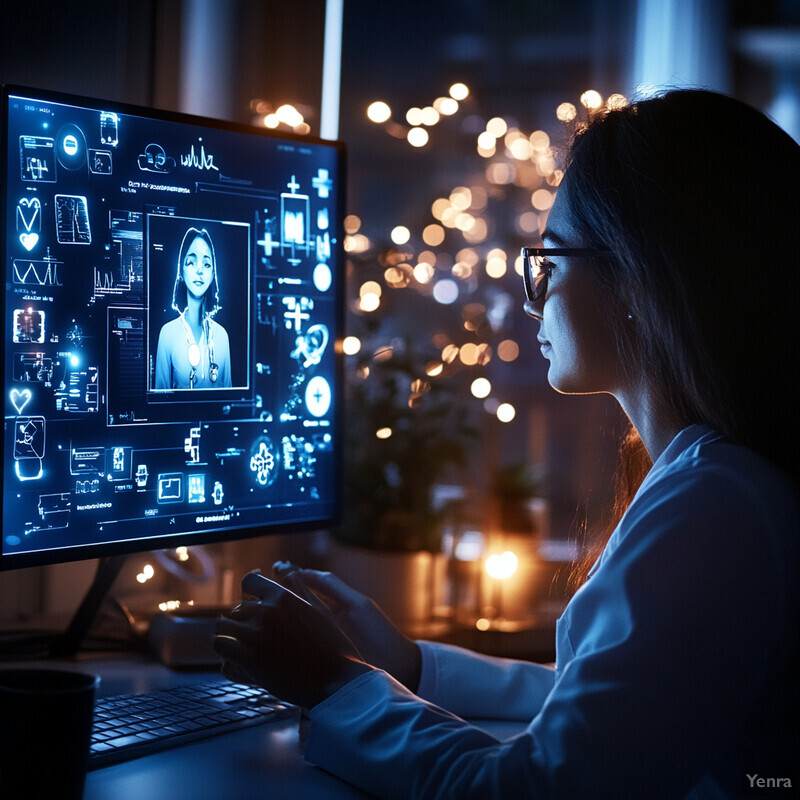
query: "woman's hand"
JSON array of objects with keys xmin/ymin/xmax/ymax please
[
  {"xmin": 214, "ymin": 572, "xmax": 372, "ymax": 709},
  {"xmin": 272, "ymin": 561, "xmax": 422, "ymax": 692}
]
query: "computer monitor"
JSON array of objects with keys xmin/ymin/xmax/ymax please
[{"xmin": 1, "ymin": 85, "xmax": 344, "ymax": 572}]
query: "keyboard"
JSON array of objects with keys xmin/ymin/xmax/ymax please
[{"xmin": 89, "ymin": 680, "xmax": 291, "ymax": 768}]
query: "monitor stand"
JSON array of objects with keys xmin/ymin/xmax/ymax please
[{"xmin": 49, "ymin": 555, "xmax": 127, "ymax": 657}]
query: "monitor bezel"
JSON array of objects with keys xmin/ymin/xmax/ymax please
[{"xmin": 0, "ymin": 83, "xmax": 346, "ymax": 571}]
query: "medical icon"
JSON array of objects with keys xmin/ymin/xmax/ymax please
[
  {"xmin": 16, "ymin": 196, "xmax": 41, "ymax": 251},
  {"xmin": 13, "ymin": 353, "xmax": 57, "ymax": 385},
  {"xmin": 312, "ymin": 168, "xmax": 333, "ymax": 198},
  {"xmin": 100, "ymin": 112, "xmax": 119, "ymax": 146},
  {"xmin": 291, "ymin": 324, "xmax": 329, "ymax": 369},
  {"xmin": 106, "ymin": 446, "xmax": 132, "ymax": 480},
  {"xmin": 157, "ymin": 473, "xmax": 184, "ymax": 503},
  {"xmin": 14, "ymin": 416, "xmax": 46, "ymax": 481},
  {"xmin": 282, "ymin": 296, "xmax": 313, "ymax": 332},
  {"xmin": 313, "ymin": 263, "xmax": 332, "ymax": 292},
  {"xmin": 305, "ymin": 376, "xmax": 332, "ymax": 417},
  {"xmin": 37, "ymin": 493, "xmax": 70, "ymax": 529},
  {"xmin": 138, "ymin": 143, "xmax": 175, "ymax": 173},
  {"xmin": 249, "ymin": 437, "xmax": 278, "ymax": 487},
  {"xmin": 213, "ymin": 481, "xmax": 224, "ymax": 505},
  {"xmin": 181, "ymin": 140, "xmax": 218, "ymax": 171},
  {"xmin": 135, "ymin": 464, "xmax": 149, "ymax": 487},
  {"xmin": 281, "ymin": 176, "xmax": 311, "ymax": 265},
  {"xmin": 70, "ymin": 447, "xmax": 105, "ymax": 476},
  {"xmin": 56, "ymin": 123, "xmax": 87, "ymax": 171},
  {"xmin": 13, "ymin": 257, "xmax": 61, "ymax": 286},
  {"xmin": 54, "ymin": 365, "xmax": 99, "ymax": 413},
  {"xmin": 188, "ymin": 474, "xmax": 205, "ymax": 503},
  {"xmin": 316, "ymin": 208, "xmax": 329, "ymax": 231},
  {"xmin": 185, "ymin": 427, "xmax": 201, "ymax": 463},
  {"xmin": 19, "ymin": 136, "xmax": 57, "ymax": 182},
  {"xmin": 10, "ymin": 388, "xmax": 32, "ymax": 415},
  {"xmin": 55, "ymin": 195, "xmax": 91, "ymax": 244},
  {"xmin": 89, "ymin": 149, "xmax": 112, "ymax": 174},
  {"xmin": 13, "ymin": 308, "xmax": 45, "ymax": 343}
]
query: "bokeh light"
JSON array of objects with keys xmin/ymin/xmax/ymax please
[{"xmin": 367, "ymin": 101, "xmax": 392, "ymax": 123}]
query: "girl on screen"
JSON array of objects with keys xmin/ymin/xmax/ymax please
[{"xmin": 155, "ymin": 226, "xmax": 231, "ymax": 389}]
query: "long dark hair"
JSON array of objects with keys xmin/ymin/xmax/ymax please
[
  {"xmin": 171, "ymin": 226, "xmax": 221, "ymax": 318},
  {"xmin": 564, "ymin": 89, "xmax": 800, "ymax": 482}
]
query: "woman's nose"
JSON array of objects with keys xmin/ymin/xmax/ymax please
[{"xmin": 524, "ymin": 299, "xmax": 543, "ymax": 320}]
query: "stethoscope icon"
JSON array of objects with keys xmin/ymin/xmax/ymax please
[{"xmin": 180, "ymin": 312, "xmax": 218, "ymax": 387}]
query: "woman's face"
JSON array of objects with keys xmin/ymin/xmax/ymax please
[
  {"xmin": 524, "ymin": 188, "xmax": 621, "ymax": 395},
  {"xmin": 182, "ymin": 235, "xmax": 214, "ymax": 300}
]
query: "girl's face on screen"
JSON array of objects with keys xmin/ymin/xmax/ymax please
[{"xmin": 182, "ymin": 235, "xmax": 214, "ymax": 300}]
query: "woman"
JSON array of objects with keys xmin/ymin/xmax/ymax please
[
  {"xmin": 214, "ymin": 90, "xmax": 799, "ymax": 798},
  {"xmin": 154, "ymin": 226, "xmax": 231, "ymax": 389}
]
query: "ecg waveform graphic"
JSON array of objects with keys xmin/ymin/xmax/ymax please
[{"xmin": 13, "ymin": 259, "xmax": 62, "ymax": 286}]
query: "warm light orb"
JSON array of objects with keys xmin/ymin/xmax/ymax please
[
  {"xmin": 264, "ymin": 113, "xmax": 280, "ymax": 128},
  {"xmin": 496, "ymin": 402, "xmax": 516, "ymax": 422},
  {"xmin": 276, "ymin": 104, "xmax": 304, "ymax": 127},
  {"xmin": 486, "ymin": 117, "xmax": 508, "ymax": 137},
  {"xmin": 413, "ymin": 262, "xmax": 435, "ymax": 284},
  {"xmin": 391, "ymin": 225, "xmax": 411, "ymax": 245},
  {"xmin": 367, "ymin": 101, "xmax": 392, "ymax": 123},
  {"xmin": 435, "ymin": 96, "xmax": 459, "ymax": 115},
  {"xmin": 422, "ymin": 224, "xmax": 445, "ymax": 246},
  {"xmin": 431, "ymin": 198, "xmax": 450, "ymax": 219},
  {"xmin": 497, "ymin": 339, "xmax": 520, "ymax": 362},
  {"xmin": 485, "ymin": 255, "xmax": 507, "ymax": 279},
  {"xmin": 449, "ymin": 186, "xmax": 472, "ymax": 210},
  {"xmin": 406, "ymin": 107, "xmax": 423, "ymax": 126},
  {"xmin": 407, "ymin": 127, "xmax": 429, "ymax": 147},
  {"xmin": 531, "ymin": 189, "xmax": 555, "ymax": 211},
  {"xmin": 343, "ymin": 214, "xmax": 361, "ymax": 234},
  {"xmin": 449, "ymin": 82, "xmax": 469, "ymax": 101},
  {"xmin": 342, "ymin": 336, "xmax": 361, "ymax": 355},
  {"xmin": 359, "ymin": 293, "xmax": 380, "ymax": 312},
  {"xmin": 420, "ymin": 106, "xmax": 440, "ymax": 126},
  {"xmin": 359, "ymin": 280, "xmax": 382, "ymax": 298},
  {"xmin": 556, "ymin": 102, "xmax": 577, "ymax": 123},
  {"xmin": 477, "ymin": 131, "xmax": 496, "ymax": 150},
  {"xmin": 485, "ymin": 551, "xmax": 518, "ymax": 579},
  {"xmin": 375, "ymin": 427, "xmax": 392, "ymax": 439},
  {"xmin": 580, "ymin": 90, "xmax": 603, "ymax": 110},
  {"xmin": 471, "ymin": 377, "xmax": 491, "ymax": 398}
]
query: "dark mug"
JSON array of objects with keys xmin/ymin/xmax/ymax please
[{"xmin": 0, "ymin": 668, "xmax": 100, "ymax": 800}]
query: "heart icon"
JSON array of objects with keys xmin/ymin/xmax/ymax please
[
  {"xmin": 20, "ymin": 232, "xmax": 39, "ymax": 251},
  {"xmin": 10, "ymin": 388, "xmax": 32, "ymax": 414}
]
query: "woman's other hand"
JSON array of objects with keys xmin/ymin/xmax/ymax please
[
  {"xmin": 272, "ymin": 561, "xmax": 422, "ymax": 692},
  {"xmin": 214, "ymin": 572, "xmax": 372, "ymax": 709}
]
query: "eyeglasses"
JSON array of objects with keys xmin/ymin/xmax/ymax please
[{"xmin": 521, "ymin": 247, "xmax": 612, "ymax": 303}]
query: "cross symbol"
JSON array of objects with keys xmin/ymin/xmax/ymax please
[
  {"xmin": 286, "ymin": 175, "xmax": 300, "ymax": 193},
  {"xmin": 312, "ymin": 168, "xmax": 333, "ymax": 198},
  {"xmin": 283, "ymin": 298, "xmax": 309, "ymax": 331},
  {"xmin": 257, "ymin": 229, "xmax": 277, "ymax": 257}
]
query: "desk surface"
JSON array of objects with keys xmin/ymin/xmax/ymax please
[{"xmin": 13, "ymin": 652, "xmax": 524, "ymax": 800}]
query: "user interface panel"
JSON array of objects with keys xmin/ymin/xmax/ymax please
[{"xmin": 2, "ymin": 87, "xmax": 343, "ymax": 567}]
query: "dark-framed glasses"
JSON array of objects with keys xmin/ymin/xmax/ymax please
[{"xmin": 521, "ymin": 246, "xmax": 612, "ymax": 303}]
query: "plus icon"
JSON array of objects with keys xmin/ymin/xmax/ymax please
[
  {"xmin": 283, "ymin": 297, "xmax": 311, "ymax": 331},
  {"xmin": 312, "ymin": 168, "xmax": 333, "ymax": 198},
  {"xmin": 286, "ymin": 175, "xmax": 300, "ymax": 193},
  {"xmin": 257, "ymin": 229, "xmax": 277, "ymax": 257}
]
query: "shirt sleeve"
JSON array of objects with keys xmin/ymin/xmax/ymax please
[
  {"xmin": 305, "ymin": 461, "xmax": 797, "ymax": 800},
  {"xmin": 416, "ymin": 641, "xmax": 555, "ymax": 720},
  {"xmin": 154, "ymin": 323, "xmax": 173, "ymax": 389}
]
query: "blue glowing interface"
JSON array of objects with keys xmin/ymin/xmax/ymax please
[{"xmin": 1, "ymin": 87, "xmax": 343, "ymax": 568}]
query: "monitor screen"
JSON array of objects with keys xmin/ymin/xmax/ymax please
[{"xmin": 1, "ymin": 85, "xmax": 344, "ymax": 570}]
